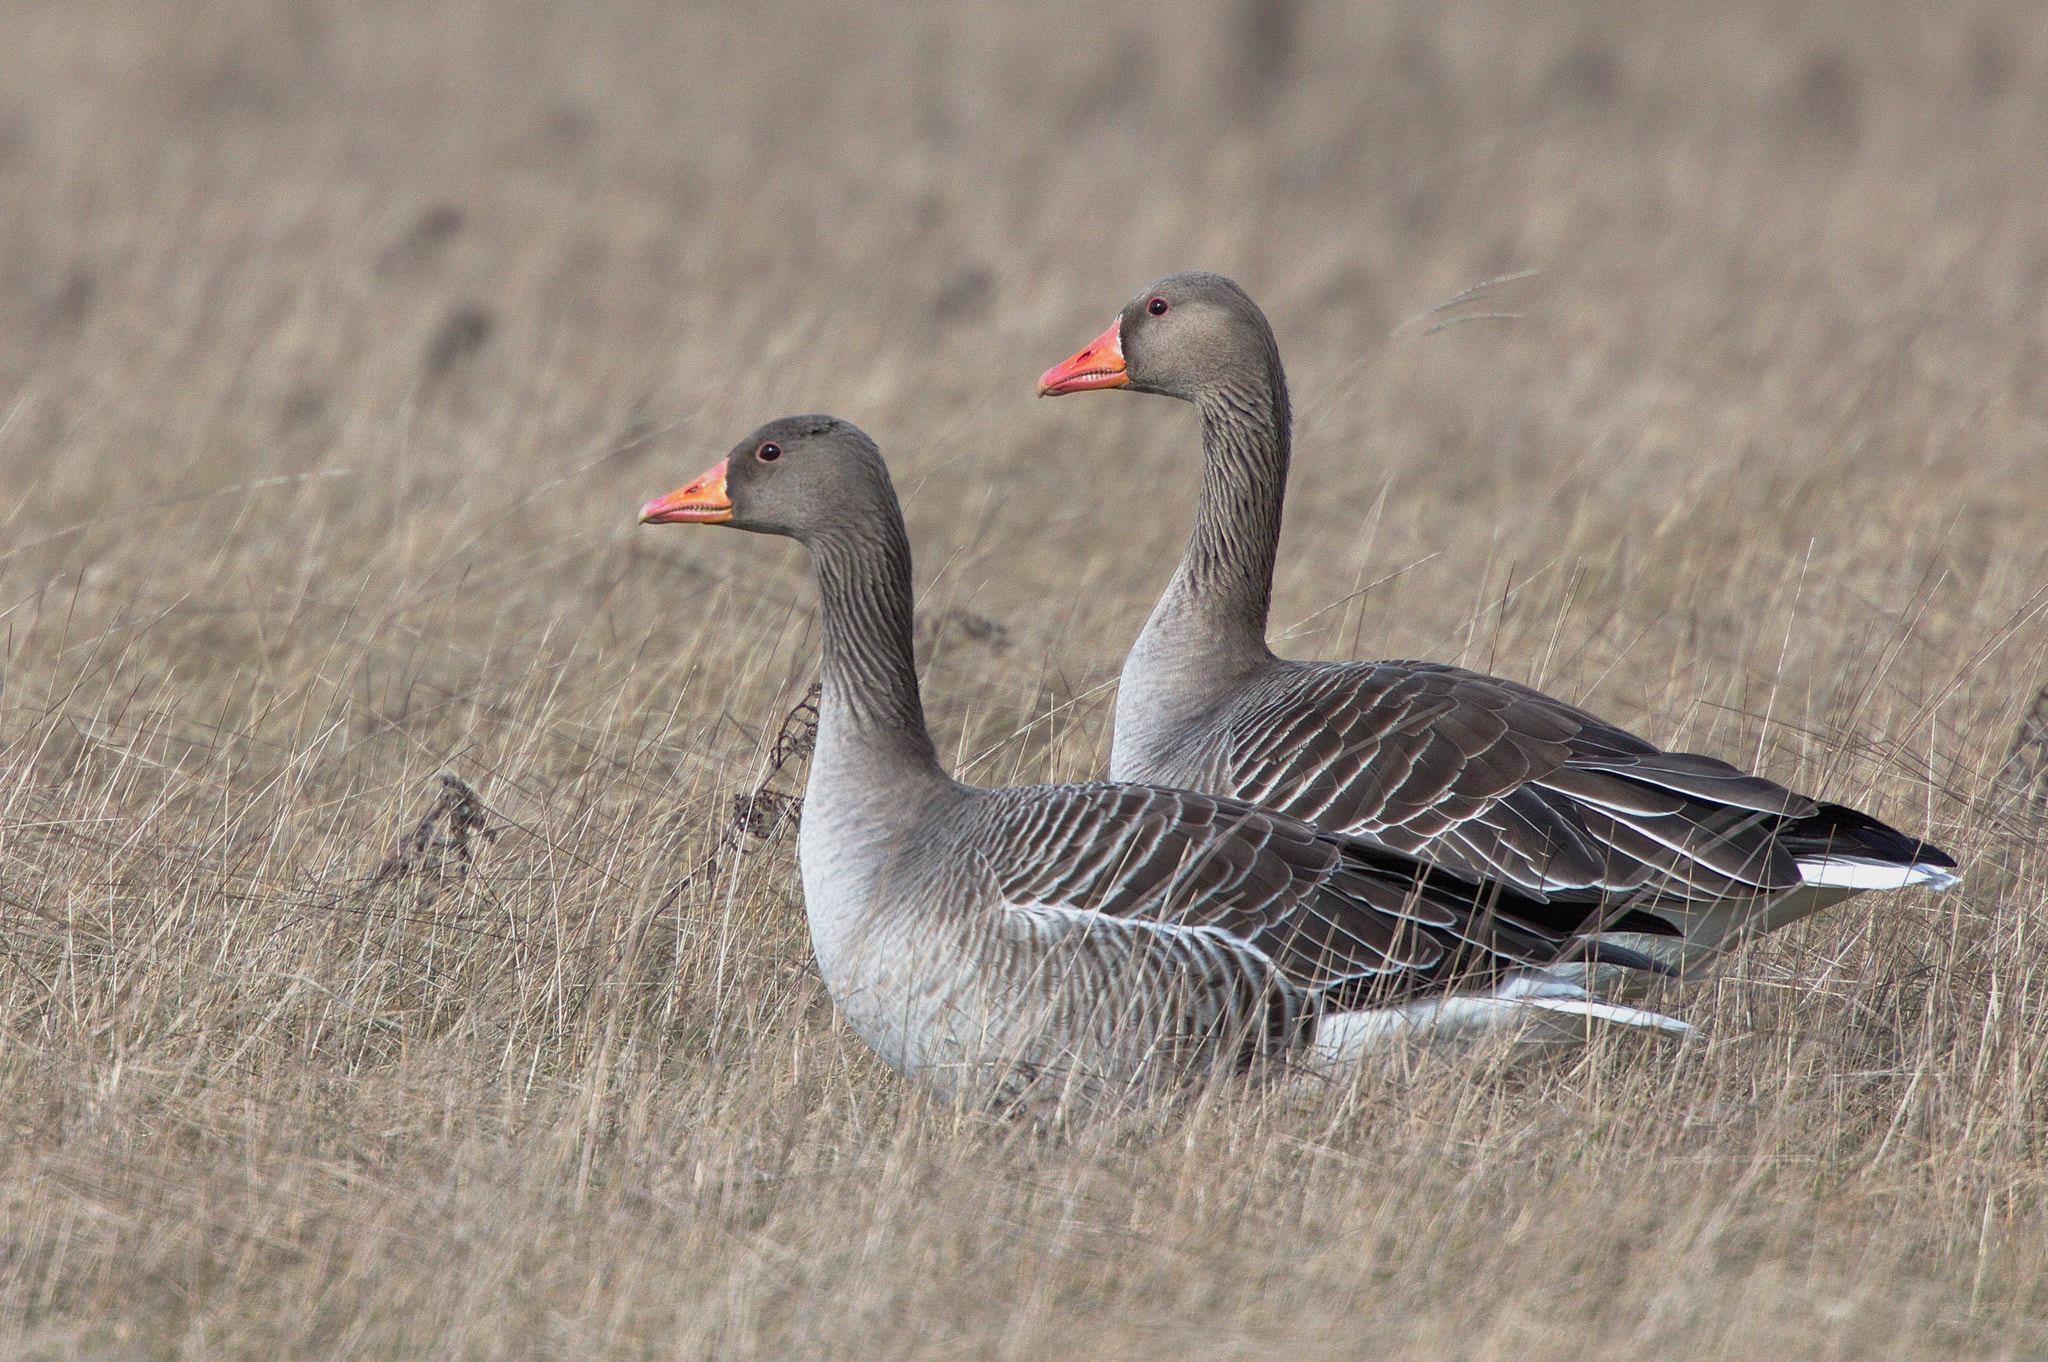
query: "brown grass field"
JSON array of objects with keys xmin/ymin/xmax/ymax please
[{"xmin": 2, "ymin": 0, "xmax": 2047, "ymax": 1355}]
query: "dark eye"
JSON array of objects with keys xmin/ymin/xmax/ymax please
[
  {"xmin": 757, "ymin": 442, "xmax": 781, "ymax": 462},
  {"xmin": 1147, "ymin": 297, "xmax": 1169, "ymax": 316}
]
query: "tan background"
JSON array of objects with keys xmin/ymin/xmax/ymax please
[{"xmin": 0, "ymin": 1, "xmax": 2044, "ymax": 1356}]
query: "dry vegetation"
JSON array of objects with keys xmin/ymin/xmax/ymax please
[{"xmin": 1, "ymin": 1, "xmax": 2047, "ymax": 1356}]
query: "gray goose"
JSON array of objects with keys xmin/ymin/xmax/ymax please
[
  {"xmin": 1039, "ymin": 273, "xmax": 1958, "ymax": 982},
  {"xmin": 638, "ymin": 416, "xmax": 1686, "ymax": 1113}
]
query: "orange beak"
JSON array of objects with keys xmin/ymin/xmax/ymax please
[
  {"xmin": 638, "ymin": 459, "xmax": 732, "ymax": 524},
  {"xmin": 1037, "ymin": 319, "xmax": 1128, "ymax": 396}
]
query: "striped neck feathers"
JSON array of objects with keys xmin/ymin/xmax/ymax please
[
  {"xmin": 1153, "ymin": 353, "xmax": 1290, "ymax": 667},
  {"xmin": 805, "ymin": 525, "xmax": 945, "ymax": 787}
]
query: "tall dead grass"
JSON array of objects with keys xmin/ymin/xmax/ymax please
[{"xmin": 1, "ymin": 1, "xmax": 2046, "ymax": 1356}]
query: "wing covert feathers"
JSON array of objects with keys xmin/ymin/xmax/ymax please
[
  {"xmin": 970, "ymin": 783, "xmax": 1584, "ymax": 1009},
  {"xmin": 1204, "ymin": 660, "xmax": 1947, "ymax": 905}
]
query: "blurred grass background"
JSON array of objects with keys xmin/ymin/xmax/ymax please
[{"xmin": 1, "ymin": 1, "xmax": 2046, "ymax": 1356}]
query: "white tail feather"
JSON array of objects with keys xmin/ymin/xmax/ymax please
[
  {"xmin": 1517, "ymin": 996, "xmax": 1692, "ymax": 1034},
  {"xmin": 1797, "ymin": 857, "xmax": 1961, "ymax": 892},
  {"xmin": 1309, "ymin": 974, "xmax": 1688, "ymax": 1064}
]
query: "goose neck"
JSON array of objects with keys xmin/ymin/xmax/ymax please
[
  {"xmin": 1110, "ymin": 375, "xmax": 1287, "ymax": 780},
  {"xmin": 806, "ymin": 529, "xmax": 945, "ymax": 790},
  {"xmin": 1162, "ymin": 370, "xmax": 1290, "ymax": 657}
]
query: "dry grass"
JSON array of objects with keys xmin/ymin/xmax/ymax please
[{"xmin": 1, "ymin": 1, "xmax": 2046, "ymax": 1355}]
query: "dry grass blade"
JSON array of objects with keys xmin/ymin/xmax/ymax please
[
  {"xmin": 1393, "ymin": 268, "xmax": 1541, "ymax": 339},
  {"xmin": 722, "ymin": 681, "xmax": 822, "ymax": 849},
  {"xmin": 1997, "ymin": 683, "xmax": 2048, "ymax": 818},
  {"xmin": 367, "ymin": 771, "xmax": 499, "ymax": 890},
  {"xmin": 0, "ymin": 2, "xmax": 2044, "ymax": 1357}
]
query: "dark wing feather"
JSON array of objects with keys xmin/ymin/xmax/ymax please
[
  {"xmin": 969, "ymin": 783, "xmax": 1576, "ymax": 1005},
  {"xmin": 1209, "ymin": 660, "xmax": 1820, "ymax": 901}
]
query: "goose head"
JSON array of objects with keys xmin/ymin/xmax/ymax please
[
  {"xmin": 638, "ymin": 415, "xmax": 894, "ymax": 545},
  {"xmin": 1038, "ymin": 272, "xmax": 1277, "ymax": 404}
]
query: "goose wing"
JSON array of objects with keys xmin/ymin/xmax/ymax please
[
  {"xmin": 1214, "ymin": 661, "xmax": 1818, "ymax": 901},
  {"xmin": 967, "ymin": 782, "xmax": 1576, "ymax": 1005}
]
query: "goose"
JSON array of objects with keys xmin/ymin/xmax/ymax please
[
  {"xmin": 638, "ymin": 415, "xmax": 1689, "ymax": 1113},
  {"xmin": 1038, "ymin": 273, "xmax": 1958, "ymax": 983}
]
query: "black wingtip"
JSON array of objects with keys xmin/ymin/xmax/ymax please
[
  {"xmin": 1793, "ymin": 802, "xmax": 1958, "ymax": 870},
  {"xmin": 1569, "ymin": 940, "xmax": 1681, "ymax": 978}
]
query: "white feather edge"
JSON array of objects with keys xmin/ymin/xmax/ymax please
[
  {"xmin": 1309, "ymin": 973, "xmax": 1689, "ymax": 1064},
  {"xmin": 1002, "ymin": 901, "xmax": 1694, "ymax": 1064},
  {"xmin": 1796, "ymin": 856, "xmax": 1961, "ymax": 891},
  {"xmin": 1514, "ymin": 996, "xmax": 1691, "ymax": 1033}
]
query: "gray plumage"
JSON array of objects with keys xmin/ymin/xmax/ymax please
[
  {"xmin": 1044, "ymin": 273, "xmax": 1956, "ymax": 979},
  {"xmin": 642, "ymin": 416, "xmax": 1688, "ymax": 1114}
]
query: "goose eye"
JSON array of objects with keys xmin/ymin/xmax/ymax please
[
  {"xmin": 757, "ymin": 442, "xmax": 782, "ymax": 462},
  {"xmin": 1147, "ymin": 297, "xmax": 1169, "ymax": 316}
]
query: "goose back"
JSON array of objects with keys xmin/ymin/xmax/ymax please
[
  {"xmin": 645, "ymin": 415, "xmax": 1690, "ymax": 1116},
  {"xmin": 1042, "ymin": 274, "xmax": 1958, "ymax": 978},
  {"xmin": 815, "ymin": 777, "xmax": 1658, "ymax": 1110}
]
